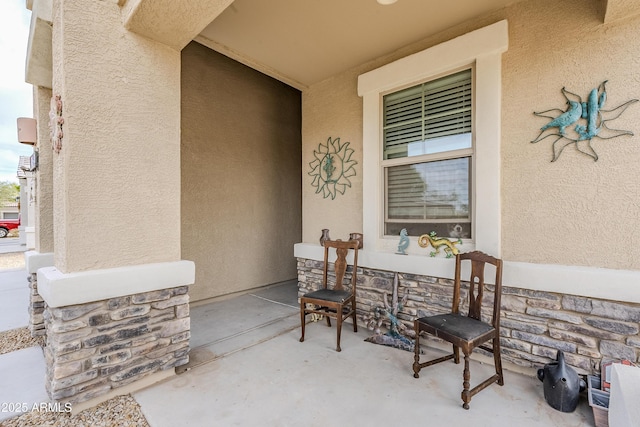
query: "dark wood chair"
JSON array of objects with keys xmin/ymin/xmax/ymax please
[
  {"xmin": 412, "ymin": 251, "xmax": 504, "ymax": 409},
  {"xmin": 299, "ymin": 239, "xmax": 359, "ymax": 352}
]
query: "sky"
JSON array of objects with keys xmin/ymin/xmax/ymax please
[{"xmin": 0, "ymin": 0, "xmax": 34, "ymax": 184}]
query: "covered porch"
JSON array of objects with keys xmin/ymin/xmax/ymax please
[
  {"xmin": 17, "ymin": 0, "xmax": 640, "ymax": 417},
  {"xmin": 0, "ymin": 268, "xmax": 594, "ymax": 425}
]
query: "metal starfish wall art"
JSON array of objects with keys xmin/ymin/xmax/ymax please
[{"xmin": 531, "ymin": 81, "xmax": 637, "ymax": 162}]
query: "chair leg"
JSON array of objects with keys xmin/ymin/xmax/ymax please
[
  {"xmin": 461, "ymin": 353, "xmax": 471, "ymax": 410},
  {"xmin": 493, "ymin": 337, "xmax": 504, "ymax": 386},
  {"xmin": 299, "ymin": 302, "xmax": 306, "ymax": 343},
  {"xmin": 351, "ymin": 301, "xmax": 358, "ymax": 333},
  {"xmin": 412, "ymin": 329, "xmax": 421, "ymax": 378},
  {"xmin": 336, "ymin": 314, "xmax": 343, "ymax": 352},
  {"xmin": 453, "ymin": 344, "xmax": 460, "ymax": 364}
]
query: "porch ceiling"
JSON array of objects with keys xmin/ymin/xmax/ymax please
[{"xmin": 195, "ymin": 0, "xmax": 525, "ymax": 90}]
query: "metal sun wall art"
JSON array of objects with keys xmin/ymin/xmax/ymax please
[
  {"xmin": 531, "ymin": 81, "xmax": 638, "ymax": 162},
  {"xmin": 308, "ymin": 137, "xmax": 357, "ymax": 199}
]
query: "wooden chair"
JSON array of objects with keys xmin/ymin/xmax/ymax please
[
  {"xmin": 412, "ymin": 251, "xmax": 504, "ymax": 409},
  {"xmin": 299, "ymin": 239, "xmax": 359, "ymax": 352}
]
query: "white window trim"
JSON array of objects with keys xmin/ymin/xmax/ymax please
[{"xmin": 358, "ymin": 20, "xmax": 508, "ymax": 266}]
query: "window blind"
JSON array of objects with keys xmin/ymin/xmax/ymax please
[
  {"xmin": 386, "ymin": 157, "xmax": 470, "ymax": 221},
  {"xmin": 383, "ymin": 69, "xmax": 472, "ymax": 159}
]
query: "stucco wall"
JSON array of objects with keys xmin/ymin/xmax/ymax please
[
  {"xmin": 34, "ymin": 86, "xmax": 53, "ymax": 253},
  {"xmin": 501, "ymin": 0, "xmax": 640, "ymax": 269},
  {"xmin": 302, "ymin": 0, "xmax": 640, "ymax": 272},
  {"xmin": 51, "ymin": 0, "xmax": 181, "ymax": 272},
  {"xmin": 181, "ymin": 42, "xmax": 302, "ymax": 302},
  {"xmin": 302, "ymin": 77, "xmax": 364, "ymax": 243}
]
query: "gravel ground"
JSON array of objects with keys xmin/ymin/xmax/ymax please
[
  {"xmin": 0, "ymin": 253, "xmax": 152, "ymax": 427},
  {"xmin": 0, "ymin": 252, "xmax": 25, "ymax": 270},
  {"xmin": 0, "ymin": 328, "xmax": 44, "ymax": 355},
  {"xmin": 1, "ymin": 394, "xmax": 151, "ymax": 427}
]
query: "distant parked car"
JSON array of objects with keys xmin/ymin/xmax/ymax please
[{"xmin": 0, "ymin": 218, "xmax": 20, "ymax": 238}]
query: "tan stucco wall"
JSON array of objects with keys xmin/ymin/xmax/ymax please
[
  {"xmin": 502, "ymin": 0, "xmax": 640, "ymax": 269},
  {"xmin": 181, "ymin": 42, "xmax": 302, "ymax": 302},
  {"xmin": 34, "ymin": 85, "xmax": 53, "ymax": 253},
  {"xmin": 122, "ymin": 0, "xmax": 234, "ymax": 51},
  {"xmin": 302, "ymin": 76, "xmax": 364, "ymax": 243},
  {"xmin": 51, "ymin": 0, "xmax": 181, "ymax": 272},
  {"xmin": 302, "ymin": 0, "xmax": 640, "ymax": 271}
]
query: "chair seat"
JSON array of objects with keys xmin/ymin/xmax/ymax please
[
  {"xmin": 303, "ymin": 289, "xmax": 352, "ymax": 304},
  {"xmin": 417, "ymin": 313, "xmax": 494, "ymax": 341}
]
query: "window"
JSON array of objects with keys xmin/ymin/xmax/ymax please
[
  {"xmin": 383, "ymin": 69, "xmax": 473, "ymax": 239},
  {"xmin": 3, "ymin": 212, "xmax": 19, "ymax": 220},
  {"xmin": 358, "ymin": 20, "xmax": 506, "ymax": 259}
]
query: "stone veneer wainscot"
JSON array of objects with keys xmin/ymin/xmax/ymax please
[
  {"xmin": 28, "ymin": 273, "xmax": 46, "ymax": 336},
  {"xmin": 43, "ymin": 286, "xmax": 190, "ymax": 404},
  {"xmin": 297, "ymin": 257, "xmax": 640, "ymax": 374},
  {"xmin": 25, "ymin": 251, "xmax": 55, "ymax": 337}
]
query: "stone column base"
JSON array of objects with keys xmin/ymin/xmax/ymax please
[
  {"xmin": 25, "ymin": 251, "xmax": 54, "ymax": 337},
  {"xmin": 27, "ymin": 273, "xmax": 46, "ymax": 336},
  {"xmin": 38, "ymin": 260, "xmax": 194, "ymax": 406}
]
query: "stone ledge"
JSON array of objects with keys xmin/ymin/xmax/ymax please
[{"xmin": 37, "ymin": 260, "xmax": 195, "ymax": 308}]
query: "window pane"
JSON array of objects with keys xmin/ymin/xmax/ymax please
[
  {"xmin": 385, "ymin": 157, "xmax": 471, "ymax": 238},
  {"xmin": 385, "ymin": 221, "xmax": 471, "ymax": 239},
  {"xmin": 383, "ymin": 69, "xmax": 472, "ymax": 160}
]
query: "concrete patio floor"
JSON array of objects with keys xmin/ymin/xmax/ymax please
[{"xmin": 0, "ymin": 268, "xmax": 597, "ymax": 426}]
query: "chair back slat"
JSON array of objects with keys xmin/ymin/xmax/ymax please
[
  {"xmin": 333, "ymin": 246, "xmax": 348, "ymax": 291},
  {"xmin": 322, "ymin": 239, "xmax": 359, "ymax": 292},
  {"xmin": 468, "ymin": 260, "xmax": 485, "ymax": 320},
  {"xmin": 456, "ymin": 251, "xmax": 503, "ymax": 327}
]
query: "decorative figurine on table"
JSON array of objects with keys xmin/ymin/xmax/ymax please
[
  {"xmin": 418, "ymin": 231, "xmax": 462, "ymax": 258},
  {"xmin": 396, "ymin": 228, "xmax": 409, "ymax": 255},
  {"xmin": 363, "ymin": 272, "xmax": 416, "ymax": 352}
]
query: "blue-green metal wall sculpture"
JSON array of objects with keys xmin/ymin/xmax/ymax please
[
  {"xmin": 531, "ymin": 81, "xmax": 637, "ymax": 162},
  {"xmin": 308, "ymin": 137, "xmax": 357, "ymax": 199}
]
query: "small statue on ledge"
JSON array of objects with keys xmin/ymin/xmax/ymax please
[
  {"xmin": 418, "ymin": 231, "xmax": 461, "ymax": 258},
  {"xmin": 396, "ymin": 228, "xmax": 409, "ymax": 255}
]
